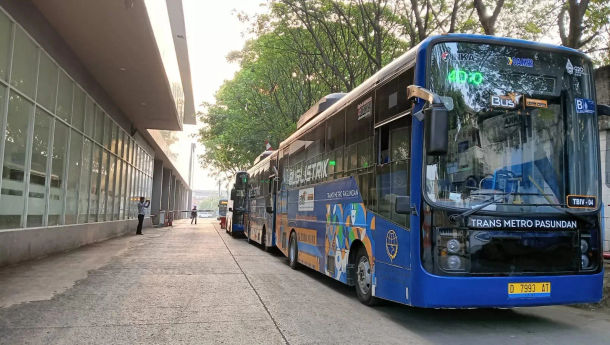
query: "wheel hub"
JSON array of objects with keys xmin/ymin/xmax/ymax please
[{"xmin": 357, "ymin": 257, "xmax": 371, "ymax": 294}]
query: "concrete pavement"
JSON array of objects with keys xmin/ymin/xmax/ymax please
[{"xmin": 1, "ymin": 219, "xmax": 609, "ymax": 345}]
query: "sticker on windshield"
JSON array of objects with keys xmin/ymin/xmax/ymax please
[
  {"xmin": 491, "ymin": 94, "xmax": 521, "ymax": 109},
  {"xmin": 566, "ymin": 59, "xmax": 584, "ymax": 76},
  {"xmin": 525, "ymin": 98, "xmax": 548, "ymax": 109},
  {"xmin": 575, "ymin": 98, "xmax": 595, "ymax": 114},
  {"xmin": 567, "ymin": 195, "xmax": 596, "ymax": 209},
  {"xmin": 507, "ymin": 57, "xmax": 533, "ymax": 68}
]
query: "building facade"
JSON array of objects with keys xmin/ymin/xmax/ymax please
[{"xmin": 0, "ymin": 0, "xmax": 195, "ymax": 266}]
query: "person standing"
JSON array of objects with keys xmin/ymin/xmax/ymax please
[
  {"xmin": 136, "ymin": 197, "xmax": 150, "ymax": 235},
  {"xmin": 190, "ymin": 205, "xmax": 198, "ymax": 224}
]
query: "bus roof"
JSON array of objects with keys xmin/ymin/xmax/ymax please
[{"xmin": 278, "ymin": 34, "xmax": 588, "ymax": 150}]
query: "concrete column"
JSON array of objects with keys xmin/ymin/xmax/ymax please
[
  {"xmin": 169, "ymin": 174, "xmax": 176, "ymax": 212},
  {"xmin": 151, "ymin": 160, "xmax": 163, "ymax": 225},
  {"xmin": 161, "ymin": 168, "xmax": 171, "ymax": 212}
]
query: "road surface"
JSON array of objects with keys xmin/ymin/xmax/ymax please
[{"xmin": 0, "ymin": 219, "xmax": 608, "ymax": 344}]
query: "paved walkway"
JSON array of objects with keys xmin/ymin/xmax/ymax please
[
  {"xmin": 1, "ymin": 219, "xmax": 610, "ymax": 345},
  {"xmin": 0, "ymin": 219, "xmax": 285, "ymax": 345}
]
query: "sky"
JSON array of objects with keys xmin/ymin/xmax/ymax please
[{"xmin": 179, "ymin": 0, "xmax": 265, "ymax": 191}]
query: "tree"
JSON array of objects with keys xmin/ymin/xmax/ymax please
[
  {"xmin": 473, "ymin": 0, "xmax": 505, "ymax": 35},
  {"xmin": 558, "ymin": 0, "xmax": 610, "ymax": 54}
]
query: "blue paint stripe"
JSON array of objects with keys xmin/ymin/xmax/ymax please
[
  {"xmin": 297, "ymin": 241, "xmax": 322, "ymax": 258},
  {"xmin": 508, "ymin": 293, "xmax": 551, "ymax": 298}
]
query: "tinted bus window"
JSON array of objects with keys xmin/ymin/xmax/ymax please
[
  {"xmin": 326, "ymin": 112, "xmax": 345, "ymax": 179},
  {"xmin": 346, "ymin": 94, "xmax": 374, "ymax": 172},
  {"xmin": 375, "ymin": 69, "xmax": 414, "ymax": 124}
]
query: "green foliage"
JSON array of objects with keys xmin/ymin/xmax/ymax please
[{"xmin": 198, "ymin": 0, "xmax": 610, "ymax": 175}]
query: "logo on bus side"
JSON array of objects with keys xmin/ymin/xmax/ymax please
[
  {"xmin": 288, "ymin": 159, "xmax": 329, "ymax": 187},
  {"xmin": 385, "ymin": 230, "xmax": 398, "ymax": 260}
]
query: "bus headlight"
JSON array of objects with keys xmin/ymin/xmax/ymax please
[
  {"xmin": 447, "ymin": 239, "xmax": 461, "ymax": 253},
  {"xmin": 581, "ymin": 254, "xmax": 590, "ymax": 269},
  {"xmin": 580, "ymin": 239, "xmax": 588, "ymax": 253},
  {"xmin": 447, "ymin": 255, "xmax": 462, "ymax": 270}
]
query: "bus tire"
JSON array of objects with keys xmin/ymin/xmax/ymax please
[
  {"xmin": 355, "ymin": 246, "xmax": 377, "ymax": 306},
  {"xmin": 288, "ymin": 231, "xmax": 298, "ymax": 269},
  {"xmin": 262, "ymin": 227, "xmax": 271, "ymax": 252}
]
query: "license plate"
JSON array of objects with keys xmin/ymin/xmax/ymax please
[{"xmin": 508, "ymin": 282, "xmax": 551, "ymax": 298}]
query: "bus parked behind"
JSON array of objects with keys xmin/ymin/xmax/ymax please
[
  {"xmin": 246, "ymin": 151, "xmax": 278, "ymax": 250},
  {"xmin": 226, "ymin": 171, "xmax": 249, "ymax": 237}
]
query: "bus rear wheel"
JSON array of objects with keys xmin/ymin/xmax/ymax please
[
  {"xmin": 355, "ymin": 246, "xmax": 377, "ymax": 306},
  {"xmin": 288, "ymin": 231, "xmax": 298, "ymax": 269},
  {"xmin": 262, "ymin": 228, "xmax": 271, "ymax": 252}
]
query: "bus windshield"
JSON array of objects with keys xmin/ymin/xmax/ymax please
[{"xmin": 426, "ymin": 42, "xmax": 599, "ymax": 212}]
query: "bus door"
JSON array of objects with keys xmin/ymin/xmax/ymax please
[
  {"xmin": 266, "ymin": 172, "xmax": 278, "ymax": 246},
  {"xmin": 374, "ymin": 115, "xmax": 412, "ymax": 270}
]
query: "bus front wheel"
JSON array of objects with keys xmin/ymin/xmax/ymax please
[
  {"xmin": 355, "ymin": 247, "xmax": 377, "ymax": 306},
  {"xmin": 288, "ymin": 231, "xmax": 298, "ymax": 269}
]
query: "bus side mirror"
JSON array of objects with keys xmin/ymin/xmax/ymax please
[
  {"xmin": 230, "ymin": 188, "xmax": 236, "ymax": 200},
  {"xmin": 424, "ymin": 104, "xmax": 449, "ymax": 156},
  {"xmin": 395, "ymin": 196, "xmax": 413, "ymax": 214},
  {"xmin": 406, "ymin": 85, "xmax": 448, "ymax": 156},
  {"xmin": 598, "ymin": 104, "xmax": 610, "ymax": 116}
]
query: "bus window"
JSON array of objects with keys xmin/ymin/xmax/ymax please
[
  {"xmin": 325, "ymin": 112, "xmax": 345, "ymax": 179},
  {"xmin": 346, "ymin": 94, "xmax": 374, "ymax": 173},
  {"xmin": 376, "ymin": 116, "xmax": 410, "ymax": 227},
  {"xmin": 375, "ymin": 69, "xmax": 414, "ymax": 124}
]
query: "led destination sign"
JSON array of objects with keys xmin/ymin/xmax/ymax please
[{"xmin": 468, "ymin": 216, "xmax": 577, "ymax": 230}]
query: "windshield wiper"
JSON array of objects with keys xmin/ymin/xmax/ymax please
[{"xmin": 449, "ymin": 192, "xmax": 509, "ymax": 226}]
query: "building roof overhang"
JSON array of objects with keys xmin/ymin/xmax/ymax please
[{"xmin": 32, "ymin": 0, "xmax": 193, "ymax": 131}]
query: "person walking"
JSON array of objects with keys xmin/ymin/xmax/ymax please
[
  {"xmin": 136, "ymin": 197, "xmax": 150, "ymax": 235},
  {"xmin": 190, "ymin": 205, "xmax": 198, "ymax": 224}
]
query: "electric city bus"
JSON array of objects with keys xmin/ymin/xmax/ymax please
[
  {"xmin": 245, "ymin": 151, "xmax": 278, "ymax": 250},
  {"xmin": 218, "ymin": 199, "xmax": 228, "ymax": 229},
  {"xmin": 263, "ymin": 34, "xmax": 605, "ymax": 308},
  {"xmin": 226, "ymin": 171, "xmax": 249, "ymax": 237}
]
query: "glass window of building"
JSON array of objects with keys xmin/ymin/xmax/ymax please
[
  {"xmin": 72, "ymin": 86, "xmax": 85, "ymax": 131},
  {"xmin": 10, "ymin": 27, "xmax": 37, "ymax": 98},
  {"xmin": 0, "ymin": 11, "xmax": 11, "ymax": 81},
  {"xmin": 65, "ymin": 130, "xmax": 82, "ymax": 224},
  {"xmin": 107, "ymin": 155, "xmax": 115, "ymax": 220},
  {"xmin": 119, "ymin": 161, "xmax": 127, "ymax": 219},
  {"xmin": 94, "ymin": 105, "xmax": 103, "ymax": 143},
  {"xmin": 110, "ymin": 123, "xmax": 117, "ymax": 154},
  {"xmin": 27, "ymin": 108, "xmax": 52, "ymax": 227},
  {"xmin": 98, "ymin": 150, "xmax": 108, "ymax": 221},
  {"xmin": 56, "ymin": 71, "xmax": 72, "ymax": 123},
  {"xmin": 48, "ymin": 121, "xmax": 68, "ymax": 226},
  {"xmin": 89, "ymin": 145, "xmax": 100, "ymax": 222},
  {"xmin": 1, "ymin": 91, "xmax": 32, "ymax": 229},
  {"xmin": 113, "ymin": 160, "xmax": 121, "ymax": 219},
  {"xmin": 84, "ymin": 96, "xmax": 95, "ymax": 138},
  {"xmin": 36, "ymin": 52, "xmax": 57, "ymax": 112},
  {"xmin": 79, "ymin": 138, "xmax": 92, "ymax": 223},
  {"xmin": 103, "ymin": 115, "xmax": 111, "ymax": 150}
]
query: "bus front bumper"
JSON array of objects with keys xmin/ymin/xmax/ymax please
[{"xmin": 412, "ymin": 269, "xmax": 604, "ymax": 308}]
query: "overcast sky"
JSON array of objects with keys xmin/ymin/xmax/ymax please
[{"xmin": 181, "ymin": 0, "xmax": 264, "ymax": 191}]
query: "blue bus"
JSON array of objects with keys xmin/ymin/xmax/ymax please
[
  {"xmin": 249, "ymin": 34, "xmax": 606, "ymax": 308},
  {"xmin": 245, "ymin": 151, "xmax": 277, "ymax": 251},
  {"xmin": 226, "ymin": 171, "xmax": 249, "ymax": 237}
]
